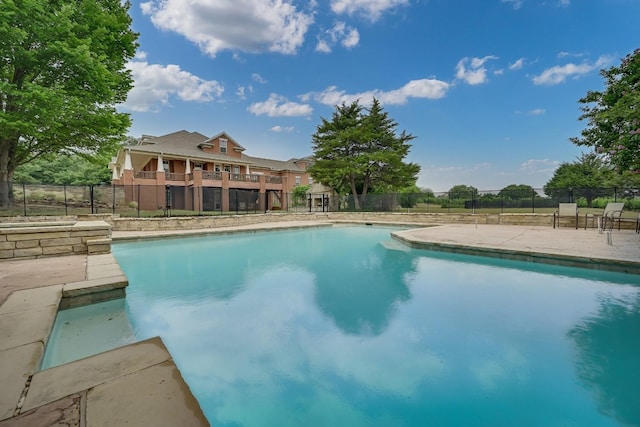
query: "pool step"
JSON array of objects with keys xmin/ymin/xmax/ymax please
[{"xmin": 379, "ymin": 239, "xmax": 411, "ymax": 252}]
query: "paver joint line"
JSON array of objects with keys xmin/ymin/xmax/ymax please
[{"xmin": 13, "ymin": 374, "xmax": 33, "ymax": 417}]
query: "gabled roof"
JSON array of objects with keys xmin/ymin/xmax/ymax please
[
  {"xmin": 205, "ymin": 131, "xmax": 246, "ymax": 151},
  {"xmin": 241, "ymin": 154, "xmax": 306, "ymax": 172},
  {"xmin": 126, "ymin": 130, "xmax": 252, "ymax": 164}
]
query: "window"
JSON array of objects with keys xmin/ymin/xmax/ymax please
[
  {"xmin": 295, "ymin": 176, "xmax": 301, "ymax": 186},
  {"xmin": 163, "ymin": 160, "xmax": 170, "ymax": 173},
  {"xmin": 220, "ymin": 138, "xmax": 227, "ymax": 154},
  {"xmin": 233, "ymin": 166, "xmax": 240, "ymax": 174},
  {"xmin": 214, "ymin": 164, "xmax": 221, "ymax": 172},
  {"xmin": 308, "ymin": 178, "xmax": 313, "ymax": 185},
  {"xmin": 224, "ymin": 165, "xmax": 231, "ymax": 172},
  {"xmin": 194, "ymin": 162, "xmax": 204, "ymax": 170}
]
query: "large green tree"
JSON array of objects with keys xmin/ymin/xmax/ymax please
[
  {"xmin": 498, "ymin": 184, "xmax": 536, "ymax": 200},
  {"xmin": 571, "ymin": 48, "xmax": 640, "ymax": 173},
  {"xmin": 0, "ymin": 0, "xmax": 138, "ymax": 207},
  {"xmin": 544, "ymin": 153, "xmax": 613, "ymax": 206},
  {"xmin": 447, "ymin": 184, "xmax": 477, "ymax": 200},
  {"xmin": 309, "ymin": 98, "xmax": 420, "ymax": 210}
]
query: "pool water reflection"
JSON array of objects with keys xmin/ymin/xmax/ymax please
[{"xmin": 69, "ymin": 226, "xmax": 640, "ymax": 426}]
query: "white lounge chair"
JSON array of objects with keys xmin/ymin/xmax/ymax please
[
  {"xmin": 553, "ymin": 203, "xmax": 578, "ymax": 229},
  {"xmin": 585, "ymin": 202, "xmax": 625, "ymax": 231}
]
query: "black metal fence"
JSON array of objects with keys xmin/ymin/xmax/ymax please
[{"xmin": 1, "ymin": 183, "xmax": 639, "ymax": 218}]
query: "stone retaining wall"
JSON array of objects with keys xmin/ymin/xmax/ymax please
[
  {"xmin": 106, "ymin": 212, "xmax": 557, "ymax": 231},
  {"xmin": 106, "ymin": 212, "xmax": 638, "ymax": 231},
  {"xmin": 0, "ymin": 221, "xmax": 112, "ymax": 260}
]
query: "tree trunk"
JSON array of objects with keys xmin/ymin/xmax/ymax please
[
  {"xmin": 361, "ymin": 174, "xmax": 370, "ymax": 209},
  {"xmin": 349, "ymin": 174, "xmax": 360, "ymax": 210},
  {"xmin": 0, "ymin": 138, "xmax": 16, "ymax": 208}
]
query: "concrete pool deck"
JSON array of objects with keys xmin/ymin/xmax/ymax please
[{"xmin": 1, "ymin": 221, "xmax": 638, "ymax": 426}]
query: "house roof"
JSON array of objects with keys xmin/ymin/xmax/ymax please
[
  {"xmin": 241, "ymin": 155, "xmax": 306, "ymax": 172},
  {"xmin": 127, "ymin": 130, "xmax": 252, "ymax": 165},
  {"xmin": 120, "ymin": 130, "xmax": 307, "ymax": 172}
]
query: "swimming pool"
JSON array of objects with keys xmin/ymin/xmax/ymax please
[{"xmin": 49, "ymin": 225, "xmax": 640, "ymax": 426}]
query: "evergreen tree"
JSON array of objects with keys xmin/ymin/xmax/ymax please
[{"xmin": 309, "ymin": 98, "xmax": 420, "ymax": 210}]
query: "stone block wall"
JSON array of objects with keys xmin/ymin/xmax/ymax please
[
  {"xmin": 106, "ymin": 211, "xmax": 558, "ymax": 232},
  {"xmin": 0, "ymin": 221, "xmax": 112, "ymax": 260}
]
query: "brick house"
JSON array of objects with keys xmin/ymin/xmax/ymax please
[{"xmin": 109, "ymin": 130, "xmax": 318, "ymax": 212}]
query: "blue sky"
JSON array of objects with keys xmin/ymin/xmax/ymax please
[{"xmin": 119, "ymin": 0, "xmax": 640, "ymax": 192}]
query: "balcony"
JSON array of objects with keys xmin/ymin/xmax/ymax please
[
  {"xmin": 203, "ymin": 171, "xmax": 222, "ymax": 180},
  {"xmin": 134, "ymin": 171, "xmax": 157, "ymax": 179},
  {"xmin": 230, "ymin": 174, "xmax": 260, "ymax": 182},
  {"xmin": 165, "ymin": 172, "xmax": 186, "ymax": 181}
]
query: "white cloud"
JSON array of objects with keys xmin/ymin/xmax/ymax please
[
  {"xmin": 304, "ymin": 78, "xmax": 449, "ymax": 107},
  {"xmin": 316, "ymin": 40, "xmax": 331, "ymax": 53},
  {"xmin": 342, "ymin": 27, "xmax": 360, "ymax": 48},
  {"xmin": 316, "ymin": 21, "xmax": 360, "ymax": 53},
  {"xmin": 455, "ymin": 56, "xmax": 498, "ymax": 85},
  {"xmin": 509, "ymin": 58, "xmax": 525, "ymax": 70},
  {"xmin": 134, "ymin": 51, "xmax": 148, "ymax": 60},
  {"xmin": 557, "ymin": 0, "xmax": 570, "ymax": 6},
  {"xmin": 527, "ymin": 108, "xmax": 545, "ymax": 116},
  {"xmin": 248, "ymin": 94, "xmax": 313, "ymax": 117},
  {"xmin": 501, "ymin": 0, "xmax": 523, "ymax": 10},
  {"xmin": 271, "ymin": 125, "xmax": 295, "ymax": 133},
  {"xmin": 558, "ymin": 51, "xmax": 583, "ymax": 59},
  {"xmin": 532, "ymin": 55, "xmax": 610, "ymax": 85},
  {"xmin": 330, "ymin": 0, "xmax": 410, "ymax": 21},
  {"xmin": 519, "ymin": 159, "xmax": 559, "ymax": 175},
  {"xmin": 122, "ymin": 61, "xmax": 224, "ymax": 112},
  {"xmin": 252, "ymin": 73, "xmax": 267, "ymax": 84},
  {"xmin": 236, "ymin": 85, "xmax": 253, "ymax": 100},
  {"xmin": 140, "ymin": 0, "xmax": 314, "ymax": 57}
]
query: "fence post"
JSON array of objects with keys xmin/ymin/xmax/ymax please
[
  {"xmin": 112, "ymin": 185, "xmax": 116, "ymax": 215},
  {"xmin": 22, "ymin": 183, "xmax": 27, "ymax": 216},
  {"xmin": 447, "ymin": 192, "xmax": 451, "ymax": 214},
  {"xmin": 472, "ymin": 190, "xmax": 476, "ymax": 214},
  {"xmin": 531, "ymin": 189, "xmax": 535, "ymax": 213},
  {"xmin": 90, "ymin": 185, "xmax": 95, "ymax": 214},
  {"xmin": 64, "ymin": 184, "xmax": 68, "ymax": 215},
  {"xmin": 137, "ymin": 184, "xmax": 140, "ymax": 218}
]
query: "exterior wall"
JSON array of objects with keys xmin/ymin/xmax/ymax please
[
  {"xmin": 0, "ymin": 221, "xmax": 112, "ymax": 260},
  {"xmin": 200, "ymin": 136, "xmax": 243, "ymax": 159}
]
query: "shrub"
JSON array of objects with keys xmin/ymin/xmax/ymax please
[
  {"xmin": 625, "ymin": 198, "xmax": 640, "ymax": 210},
  {"xmin": 128, "ymin": 201, "xmax": 138, "ymax": 209},
  {"xmin": 28, "ymin": 190, "xmax": 44, "ymax": 201}
]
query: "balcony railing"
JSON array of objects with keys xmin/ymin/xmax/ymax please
[
  {"xmin": 134, "ymin": 171, "xmax": 157, "ymax": 179},
  {"xmin": 230, "ymin": 174, "xmax": 260, "ymax": 182},
  {"xmin": 165, "ymin": 172, "xmax": 185, "ymax": 181},
  {"xmin": 266, "ymin": 176, "xmax": 282, "ymax": 184},
  {"xmin": 203, "ymin": 171, "xmax": 222, "ymax": 180}
]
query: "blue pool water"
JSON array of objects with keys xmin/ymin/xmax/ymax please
[{"xmin": 50, "ymin": 225, "xmax": 640, "ymax": 426}]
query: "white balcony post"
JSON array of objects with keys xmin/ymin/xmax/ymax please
[
  {"xmin": 185, "ymin": 158, "xmax": 191, "ymax": 174},
  {"xmin": 157, "ymin": 154, "xmax": 164, "ymax": 172},
  {"xmin": 124, "ymin": 149, "xmax": 133, "ymax": 170}
]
